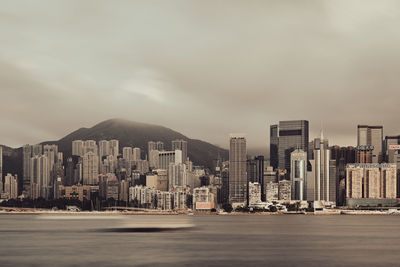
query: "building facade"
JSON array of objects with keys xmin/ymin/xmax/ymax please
[{"xmin": 229, "ymin": 134, "xmax": 247, "ymax": 204}]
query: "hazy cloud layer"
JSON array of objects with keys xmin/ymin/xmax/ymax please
[{"xmin": 1, "ymin": 0, "xmax": 400, "ymax": 154}]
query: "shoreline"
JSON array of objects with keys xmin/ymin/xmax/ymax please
[{"xmin": 1, "ymin": 210, "xmax": 400, "ymax": 216}]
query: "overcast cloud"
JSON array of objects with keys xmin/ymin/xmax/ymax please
[{"xmin": 1, "ymin": 0, "xmax": 400, "ymax": 154}]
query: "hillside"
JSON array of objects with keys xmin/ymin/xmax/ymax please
[{"xmin": 2, "ymin": 119, "xmax": 229, "ymax": 178}]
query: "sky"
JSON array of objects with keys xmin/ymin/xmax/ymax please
[{"xmin": 1, "ymin": 0, "xmax": 400, "ymax": 155}]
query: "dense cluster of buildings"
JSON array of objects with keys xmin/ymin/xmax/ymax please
[
  {"xmin": 1, "ymin": 120, "xmax": 400, "ymax": 210},
  {"xmin": 226, "ymin": 121, "xmax": 400, "ymax": 209}
]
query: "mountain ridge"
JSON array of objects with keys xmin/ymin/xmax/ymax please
[{"xmin": 2, "ymin": 119, "xmax": 229, "ymax": 180}]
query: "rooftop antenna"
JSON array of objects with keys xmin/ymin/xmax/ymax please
[{"xmin": 320, "ymin": 120, "xmax": 324, "ymax": 141}]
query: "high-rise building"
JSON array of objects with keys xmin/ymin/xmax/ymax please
[
  {"xmin": 132, "ymin": 147, "xmax": 141, "ymax": 161},
  {"xmin": 109, "ymin": 140, "xmax": 119, "ymax": 158},
  {"xmin": 43, "ymin": 144, "xmax": 58, "ymax": 173},
  {"xmin": 148, "ymin": 141, "xmax": 164, "ymax": 157},
  {"xmin": 159, "ymin": 150, "xmax": 183, "ymax": 170},
  {"xmin": 309, "ymin": 135, "xmax": 336, "ymax": 203},
  {"xmin": 156, "ymin": 141, "xmax": 164, "ymax": 151},
  {"xmin": 3, "ymin": 173, "xmax": 18, "ymax": 199},
  {"xmin": 172, "ymin": 140, "xmax": 188, "ymax": 162},
  {"xmin": 356, "ymin": 145, "xmax": 374, "ymax": 163},
  {"xmin": 168, "ymin": 162, "xmax": 187, "ymax": 190},
  {"xmin": 270, "ymin": 125, "xmax": 279, "ymax": 170},
  {"xmin": 330, "ymin": 146, "xmax": 356, "ymax": 206},
  {"xmin": 384, "ymin": 136, "xmax": 400, "ymax": 198},
  {"xmin": 32, "ymin": 144, "xmax": 42, "ymax": 156},
  {"xmin": 22, "ymin": 145, "xmax": 32, "ymax": 193},
  {"xmin": 99, "ymin": 140, "xmax": 110, "ymax": 158},
  {"xmin": 229, "ymin": 134, "xmax": 247, "ymax": 204},
  {"xmin": 248, "ymin": 182, "xmax": 262, "ymax": 205},
  {"xmin": 290, "ymin": 149, "xmax": 307, "ymax": 200},
  {"xmin": 357, "ymin": 125, "xmax": 383, "ymax": 163},
  {"xmin": 270, "ymin": 120, "xmax": 309, "ymax": 177},
  {"xmin": 82, "ymin": 152, "xmax": 99, "ymax": 185},
  {"xmin": 122, "ymin": 147, "xmax": 133, "ymax": 162},
  {"xmin": 346, "ymin": 163, "xmax": 397, "ymax": 207},
  {"xmin": 30, "ymin": 155, "xmax": 50, "ymax": 199},
  {"xmin": 83, "ymin": 140, "xmax": 98, "ymax": 155},
  {"xmin": 72, "ymin": 140, "xmax": 84, "ymax": 156}
]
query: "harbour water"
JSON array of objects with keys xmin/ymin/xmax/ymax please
[{"xmin": 1, "ymin": 214, "xmax": 400, "ymax": 266}]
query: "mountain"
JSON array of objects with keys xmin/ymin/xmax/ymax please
[
  {"xmin": 53, "ymin": 118, "xmax": 228, "ymax": 169},
  {"xmin": 2, "ymin": 119, "xmax": 229, "ymax": 179}
]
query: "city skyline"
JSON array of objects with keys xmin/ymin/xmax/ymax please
[{"xmin": 3, "ymin": 1, "xmax": 400, "ymax": 150}]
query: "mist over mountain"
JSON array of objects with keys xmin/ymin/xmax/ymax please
[{"xmin": 2, "ymin": 119, "xmax": 229, "ymax": 179}]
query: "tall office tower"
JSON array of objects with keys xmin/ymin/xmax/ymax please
[
  {"xmin": 22, "ymin": 145, "xmax": 32, "ymax": 192},
  {"xmin": 4, "ymin": 174, "xmax": 18, "ymax": 199},
  {"xmin": 109, "ymin": 140, "xmax": 119, "ymax": 158},
  {"xmin": 132, "ymin": 147, "xmax": 141, "ymax": 161},
  {"xmin": 38, "ymin": 155, "xmax": 51, "ymax": 199},
  {"xmin": 384, "ymin": 136, "xmax": 400, "ymax": 163},
  {"xmin": 99, "ymin": 140, "xmax": 110, "ymax": 158},
  {"xmin": 83, "ymin": 140, "xmax": 98, "ymax": 155},
  {"xmin": 159, "ymin": 150, "xmax": 183, "ymax": 170},
  {"xmin": 32, "ymin": 144, "xmax": 42, "ymax": 156},
  {"xmin": 357, "ymin": 125, "xmax": 383, "ymax": 163},
  {"xmin": 43, "ymin": 144, "xmax": 58, "ymax": 173},
  {"xmin": 330, "ymin": 146, "xmax": 356, "ymax": 206},
  {"xmin": 246, "ymin": 156, "xmax": 265, "ymax": 200},
  {"xmin": 168, "ymin": 162, "xmax": 188, "ymax": 190},
  {"xmin": 122, "ymin": 147, "xmax": 133, "ymax": 162},
  {"xmin": 229, "ymin": 134, "xmax": 247, "ymax": 204},
  {"xmin": 65, "ymin": 157, "xmax": 75, "ymax": 186},
  {"xmin": 290, "ymin": 149, "xmax": 307, "ymax": 200},
  {"xmin": 271, "ymin": 120, "xmax": 309, "ymax": 177},
  {"xmin": 270, "ymin": 125, "xmax": 279, "ymax": 170},
  {"xmin": 72, "ymin": 140, "xmax": 84, "ymax": 156},
  {"xmin": 172, "ymin": 140, "xmax": 188, "ymax": 162},
  {"xmin": 83, "ymin": 152, "xmax": 99, "ymax": 185},
  {"xmin": 311, "ymin": 135, "xmax": 336, "ymax": 203}
]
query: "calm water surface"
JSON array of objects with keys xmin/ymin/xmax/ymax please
[{"xmin": 1, "ymin": 214, "xmax": 400, "ymax": 266}]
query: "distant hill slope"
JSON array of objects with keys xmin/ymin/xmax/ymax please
[{"xmin": 52, "ymin": 118, "xmax": 228, "ymax": 169}]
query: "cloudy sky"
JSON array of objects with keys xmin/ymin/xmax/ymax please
[{"xmin": 1, "ymin": 0, "xmax": 400, "ymax": 154}]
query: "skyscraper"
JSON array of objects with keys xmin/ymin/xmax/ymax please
[
  {"xmin": 310, "ymin": 134, "xmax": 336, "ymax": 203},
  {"xmin": 172, "ymin": 140, "xmax": 188, "ymax": 162},
  {"xmin": 158, "ymin": 150, "xmax": 183, "ymax": 170},
  {"xmin": 83, "ymin": 140, "xmax": 98, "ymax": 155},
  {"xmin": 290, "ymin": 149, "xmax": 307, "ymax": 200},
  {"xmin": 132, "ymin": 147, "xmax": 141, "ymax": 161},
  {"xmin": 83, "ymin": 152, "xmax": 99, "ymax": 185},
  {"xmin": 43, "ymin": 144, "xmax": 58, "ymax": 175},
  {"xmin": 270, "ymin": 125, "xmax": 279, "ymax": 170},
  {"xmin": 22, "ymin": 145, "xmax": 32, "ymax": 193},
  {"xmin": 4, "ymin": 173, "xmax": 18, "ymax": 199},
  {"xmin": 357, "ymin": 125, "xmax": 383, "ymax": 163},
  {"xmin": 229, "ymin": 134, "xmax": 247, "ymax": 204},
  {"xmin": 72, "ymin": 140, "xmax": 84, "ymax": 156},
  {"xmin": 109, "ymin": 140, "xmax": 119, "ymax": 158},
  {"xmin": 122, "ymin": 147, "xmax": 133, "ymax": 162},
  {"xmin": 99, "ymin": 140, "xmax": 110, "ymax": 158},
  {"xmin": 30, "ymin": 155, "xmax": 50, "ymax": 199},
  {"xmin": 270, "ymin": 120, "xmax": 309, "ymax": 177},
  {"xmin": 168, "ymin": 162, "xmax": 187, "ymax": 190}
]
